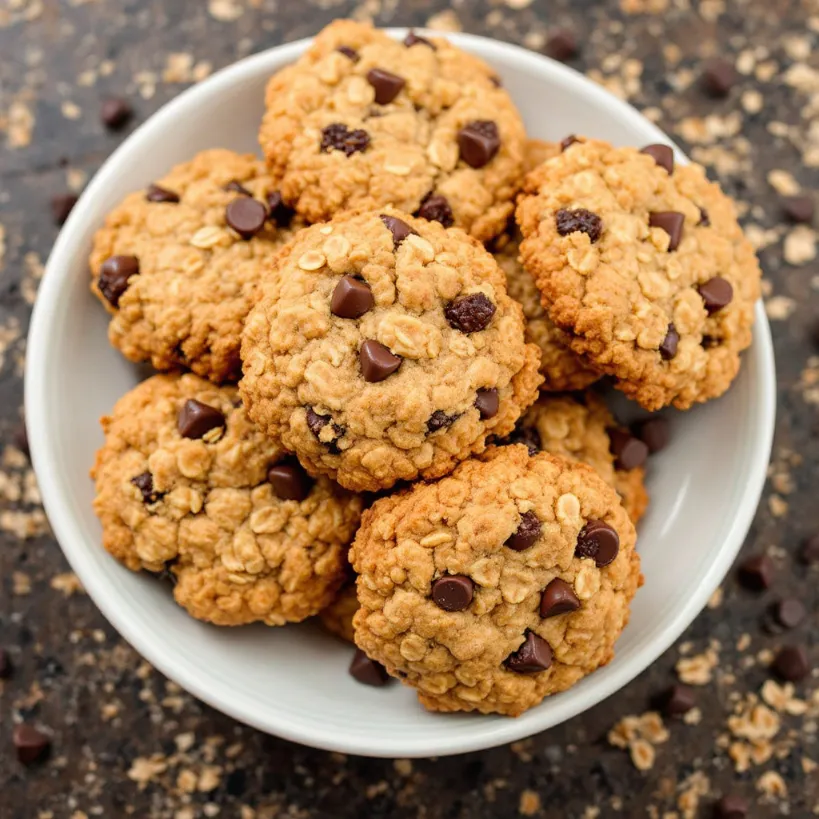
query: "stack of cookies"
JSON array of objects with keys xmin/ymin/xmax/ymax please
[{"xmin": 89, "ymin": 20, "xmax": 761, "ymax": 718}]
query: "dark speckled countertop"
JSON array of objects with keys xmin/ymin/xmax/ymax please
[{"xmin": 2, "ymin": 1, "xmax": 819, "ymax": 817}]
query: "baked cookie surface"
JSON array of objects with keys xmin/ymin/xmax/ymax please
[
  {"xmin": 90, "ymin": 149, "xmax": 300, "ymax": 383},
  {"xmin": 318, "ymin": 582, "xmax": 358, "ymax": 643},
  {"xmin": 240, "ymin": 208, "xmax": 542, "ymax": 492},
  {"xmin": 494, "ymin": 234, "xmax": 600, "ymax": 392},
  {"xmin": 92, "ymin": 373, "xmax": 362, "ymax": 626},
  {"xmin": 351, "ymin": 445, "xmax": 640, "ymax": 716},
  {"xmin": 517, "ymin": 139, "xmax": 761, "ymax": 410},
  {"xmin": 258, "ymin": 20, "xmax": 526, "ymax": 241},
  {"xmin": 504, "ymin": 392, "xmax": 649, "ymax": 524}
]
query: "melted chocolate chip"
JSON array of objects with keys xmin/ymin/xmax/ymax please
[
  {"xmin": 266, "ymin": 191, "xmax": 295, "ymax": 227},
  {"xmin": 560, "ymin": 135, "xmax": 580, "ymax": 152},
  {"xmin": 366, "ymin": 68, "xmax": 406, "ymax": 105},
  {"xmin": 223, "ymin": 180, "xmax": 252, "ymax": 196},
  {"xmin": 306, "ymin": 408, "xmax": 343, "ymax": 453},
  {"xmin": 640, "ymin": 143, "xmax": 674, "ymax": 174},
  {"xmin": 539, "ymin": 578, "xmax": 581, "ymax": 618},
  {"xmin": 404, "ymin": 31, "xmax": 436, "ymax": 49},
  {"xmin": 431, "ymin": 575, "xmax": 474, "ymax": 612},
  {"xmin": 98, "ymin": 255, "xmax": 139, "ymax": 307},
  {"xmin": 457, "ymin": 120, "xmax": 501, "ymax": 169},
  {"xmin": 417, "ymin": 193, "xmax": 454, "ymax": 227},
  {"xmin": 506, "ymin": 511, "xmax": 541, "ymax": 551},
  {"xmin": 475, "ymin": 388, "xmax": 499, "ymax": 420},
  {"xmin": 268, "ymin": 461, "xmax": 313, "ymax": 502},
  {"xmin": 359, "ymin": 339, "xmax": 402, "ymax": 382},
  {"xmin": 506, "ymin": 631, "xmax": 553, "ymax": 674},
  {"xmin": 177, "ymin": 399, "xmax": 225, "ymax": 440},
  {"xmin": 660, "ymin": 324, "xmax": 680, "ymax": 360},
  {"xmin": 427, "ymin": 410, "xmax": 460, "ymax": 433},
  {"xmin": 380, "ymin": 214, "xmax": 417, "ymax": 248},
  {"xmin": 575, "ymin": 520, "xmax": 620, "ymax": 567},
  {"xmin": 146, "ymin": 184, "xmax": 180, "ymax": 203},
  {"xmin": 131, "ymin": 472, "xmax": 162, "ymax": 504},
  {"xmin": 649, "ymin": 211, "xmax": 684, "ymax": 251},
  {"xmin": 336, "ymin": 45, "xmax": 360, "ymax": 62},
  {"xmin": 349, "ymin": 649, "xmax": 391, "ymax": 686},
  {"xmin": 331, "ymin": 276, "xmax": 374, "ymax": 319},
  {"xmin": 698, "ymin": 277, "xmax": 734, "ymax": 313}
]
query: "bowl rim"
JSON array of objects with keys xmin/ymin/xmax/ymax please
[{"xmin": 25, "ymin": 28, "xmax": 776, "ymax": 758}]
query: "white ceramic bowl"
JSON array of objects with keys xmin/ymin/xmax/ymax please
[{"xmin": 26, "ymin": 30, "xmax": 775, "ymax": 758}]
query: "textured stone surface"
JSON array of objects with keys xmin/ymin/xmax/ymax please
[{"xmin": 2, "ymin": 1, "xmax": 818, "ymax": 817}]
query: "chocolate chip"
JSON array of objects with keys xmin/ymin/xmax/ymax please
[
  {"xmin": 51, "ymin": 192, "xmax": 78, "ymax": 225},
  {"xmin": 268, "ymin": 462, "xmax": 313, "ymax": 502},
  {"xmin": 13, "ymin": 724, "xmax": 51, "ymax": 765},
  {"xmin": 782, "ymin": 194, "xmax": 814, "ymax": 224},
  {"xmin": 575, "ymin": 520, "xmax": 620, "ymax": 567},
  {"xmin": 701, "ymin": 335, "xmax": 720, "ymax": 349},
  {"xmin": 649, "ymin": 211, "xmax": 684, "ymax": 251},
  {"xmin": 417, "ymin": 193, "xmax": 453, "ymax": 227},
  {"xmin": 633, "ymin": 417, "xmax": 670, "ymax": 454},
  {"xmin": 360, "ymin": 340, "xmax": 401, "ymax": 382},
  {"xmin": 331, "ymin": 276, "xmax": 374, "ymax": 319},
  {"xmin": 698, "ymin": 207, "xmax": 711, "ymax": 226},
  {"xmin": 404, "ymin": 31, "xmax": 436, "ymax": 49},
  {"xmin": 475, "ymin": 388, "xmax": 499, "ymax": 420},
  {"xmin": 427, "ymin": 410, "xmax": 460, "ymax": 433},
  {"xmin": 306, "ymin": 407, "xmax": 331, "ymax": 438},
  {"xmin": 657, "ymin": 684, "xmax": 696, "ymax": 718},
  {"xmin": 506, "ymin": 510, "xmax": 542, "ymax": 552},
  {"xmin": 226, "ymin": 197, "xmax": 267, "ymax": 239},
  {"xmin": 337, "ymin": 45, "xmax": 360, "ymax": 62},
  {"xmin": 380, "ymin": 214, "xmax": 417, "ymax": 248},
  {"xmin": 640, "ymin": 143, "xmax": 674, "ymax": 174},
  {"xmin": 98, "ymin": 255, "xmax": 139, "ymax": 307},
  {"xmin": 349, "ymin": 648, "xmax": 390, "ymax": 686},
  {"xmin": 506, "ymin": 424, "xmax": 541, "ymax": 456},
  {"xmin": 737, "ymin": 554, "xmax": 774, "ymax": 591},
  {"xmin": 266, "ymin": 191, "xmax": 295, "ymax": 227},
  {"xmin": 556, "ymin": 208, "xmax": 603, "ymax": 242},
  {"xmin": 506, "ymin": 631, "xmax": 553, "ymax": 674},
  {"xmin": 366, "ymin": 68, "xmax": 406, "ymax": 105},
  {"xmin": 224, "ymin": 180, "xmax": 252, "ymax": 196},
  {"xmin": 540, "ymin": 578, "xmax": 581, "ymax": 618},
  {"xmin": 224, "ymin": 350, "xmax": 243, "ymax": 381},
  {"xmin": 714, "ymin": 795, "xmax": 748, "ymax": 819},
  {"xmin": 698, "ymin": 277, "xmax": 733, "ymax": 313},
  {"xmin": 560, "ymin": 135, "xmax": 580, "ymax": 152},
  {"xmin": 608, "ymin": 428, "xmax": 649, "ymax": 470},
  {"xmin": 457, "ymin": 120, "xmax": 501, "ymax": 169},
  {"xmin": 177, "ymin": 399, "xmax": 225, "ymax": 440},
  {"xmin": 660, "ymin": 324, "xmax": 679, "ymax": 360},
  {"xmin": 800, "ymin": 534, "xmax": 819, "ymax": 565},
  {"xmin": 146, "ymin": 184, "xmax": 180, "ymax": 204},
  {"xmin": 771, "ymin": 598, "xmax": 806, "ymax": 629},
  {"xmin": 431, "ymin": 575, "xmax": 474, "ymax": 612},
  {"xmin": 320, "ymin": 123, "xmax": 370, "ymax": 156},
  {"xmin": 545, "ymin": 29, "xmax": 578, "ymax": 62},
  {"xmin": 772, "ymin": 645, "xmax": 809, "ymax": 682},
  {"xmin": 131, "ymin": 472, "xmax": 162, "ymax": 504},
  {"xmin": 100, "ymin": 97, "xmax": 133, "ymax": 130},
  {"xmin": 489, "ymin": 75, "xmax": 502, "ymax": 87},
  {"xmin": 702, "ymin": 58, "xmax": 737, "ymax": 98},
  {"xmin": 445, "ymin": 293, "xmax": 496, "ymax": 333},
  {"xmin": 0, "ymin": 648, "xmax": 12, "ymax": 679}
]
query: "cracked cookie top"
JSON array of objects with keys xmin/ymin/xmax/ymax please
[
  {"xmin": 92, "ymin": 373, "xmax": 363, "ymax": 626},
  {"xmin": 258, "ymin": 20, "xmax": 526, "ymax": 241},
  {"xmin": 89, "ymin": 149, "xmax": 301, "ymax": 383},
  {"xmin": 240, "ymin": 208, "xmax": 542, "ymax": 492},
  {"xmin": 516, "ymin": 138, "xmax": 761, "ymax": 410},
  {"xmin": 351, "ymin": 445, "xmax": 640, "ymax": 716}
]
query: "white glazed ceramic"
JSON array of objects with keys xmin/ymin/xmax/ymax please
[{"xmin": 26, "ymin": 30, "xmax": 775, "ymax": 758}]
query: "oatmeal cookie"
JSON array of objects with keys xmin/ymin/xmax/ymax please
[
  {"xmin": 240, "ymin": 208, "xmax": 542, "ymax": 492},
  {"xmin": 503, "ymin": 392, "xmax": 649, "ymax": 524},
  {"xmin": 351, "ymin": 445, "xmax": 641, "ymax": 716},
  {"xmin": 517, "ymin": 138, "xmax": 761, "ymax": 410},
  {"xmin": 494, "ymin": 234, "xmax": 600, "ymax": 392},
  {"xmin": 319, "ymin": 582, "xmax": 358, "ymax": 643},
  {"xmin": 90, "ymin": 149, "xmax": 300, "ymax": 383},
  {"xmin": 523, "ymin": 138, "xmax": 560, "ymax": 174},
  {"xmin": 92, "ymin": 373, "xmax": 363, "ymax": 626},
  {"xmin": 258, "ymin": 20, "xmax": 526, "ymax": 241}
]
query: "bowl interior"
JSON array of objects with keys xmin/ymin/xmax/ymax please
[{"xmin": 26, "ymin": 32, "xmax": 775, "ymax": 758}]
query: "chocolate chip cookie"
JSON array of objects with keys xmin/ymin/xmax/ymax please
[
  {"xmin": 494, "ymin": 233, "xmax": 600, "ymax": 392},
  {"xmin": 92, "ymin": 373, "xmax": 363, "ymax": 626},
  {"xmin": 258, "ymin": 20, "xmax": 526, "ymax": 242},
  {"xmin": 90, "ymin": 149, "xmax": 300, "ymax": 383},
  {"xmin": 240, "ymin": 208, "xmax": 542, "ymax": 492},
  {"xmin": 351, "ymin": 445, "xmax": 641, "ymax": 716},
  {"xmin": 504, "ymin": 393, "xmax": 649, "ymax": 524},
  {"xmin": 517, "ymin": 138, "xmax": 761, "ymax": 410}
]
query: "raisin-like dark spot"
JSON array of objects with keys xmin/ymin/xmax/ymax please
[
  {"xmin": 445, "ymin": 293, "xmax": 496, "ymax": 333},
  {"xmin": 320, "ymin": 123, "xmax": 370, "ymax": 157},
  {"xmin": 131, "ymin": 472, "xmax": 163, "ymax": 505},
  {"xmin": 504, "ymin": 423, "xmax": 541, "ymax": 456},
  {"xmin": 698, "ymin": 207, "xmax": 711, "ymax": 227},
  {"xmin": 305, "ymin": 407, "xmax": 344, "ymax": 454},
  {"xmin": 427, "ymin": 410, "xmax": 460, "ymax": 433},
  {"xmin": 556, "ymin": 208, "xmax": 603, "ymax": 243},
  {"xmin": 416, "ymin": 193, "xmax": 454, "ymax": 227}
]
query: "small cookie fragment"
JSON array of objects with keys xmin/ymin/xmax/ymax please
[
  {"xmin": 240, "ymin": 209, "xmax": 542, "ymax": 492},
  {"xmin": 89, "ymin": 149, "xmax": 301, "ymax": 383},
  {"xmin": 351, "ymin": 445, "xmax": 640, "ymax": 716},
  {"xmin": 494, "ymin": 233, "xmax": 600, "ymax": 392},
  {"xmin": 258, "ymin": 20, "xmax": 527, "ymax": 241},
  {"xmin": 92, "ymin": 373, "xmax": 363, "ymax": 626},
  {"xmin": 517, "ymin": 138, "xmax": 761, "ymax": 410}
]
